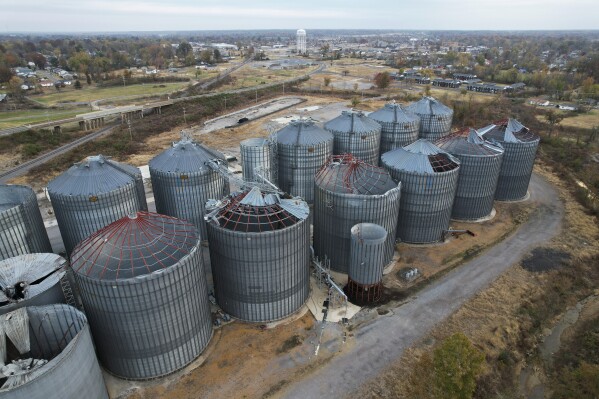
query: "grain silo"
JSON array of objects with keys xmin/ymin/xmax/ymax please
[
  {"xmin": 346, "ymin": 223, "xmax": 388, "ymax": 303},
  {"xmin": 71, "ymin": 212, "xmax": 212, "ymax": 380},
  {"xmin": 275, "ymin": 119, "xmax": 333, "ymax": 203},
  {"xmin": 205, "ymin": 187, "xmax": 310, "ymax": 322},
  {"xmin": 313, "ymin": 154, "xmax": 401, "ymax": 273},
  {"xmin": 381, "ymin": 139, "xmax": 460, "ymax": 244},
  {"xmin": 324, "ymin": 110, "xmax": 382, "ymax": 165},
  {"xmin": 0, "ymin": 185, "xmax": 52, "ymax": 261},
  {"xmin": 149, "ymin": 138, "xmax": 229, "ymax": 239},
  {"xmin": 240, "ymin": 137, "xmax": 277, "ymax": 185},
  {"xmin": 0, "ymin": 253, "xmax": 67, "ymax": 316},
  {"xmin": 0, "ymin": 304, "xmax": 108, "ymax": 399},
  {"xmin": 47, "ymin": 155, "xmax": 148, "ymax": 255},
  {"xmin": 478, "ymin": 118, "xmax": 540, "ymax": 201},
  {"xmin": 435, "ymin": 128, "xmax": 504, "ymax": 221},
  {"xmin": 369, "ymin": 102, "xmax": 420, "ymax": 154},
  {"xmin": 407, "ymin": 96, "xmax": 453, "ymax": 140}
]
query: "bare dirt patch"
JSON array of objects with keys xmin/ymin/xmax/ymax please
[{"xmin": 521, "ymin": 247, "xmax": 571, "ymax": 272}]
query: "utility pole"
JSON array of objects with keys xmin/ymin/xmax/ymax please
[
  {"xmin": 127, "ymin": 119, "xmax": 133, "ymax": 140},
  {"xmin": 255, "ymin": 88, "xmax": 258, "ymax": 104},
  {"xmin": 224, "ymin": 96, "xmax": 227, "ymax": 111},
  {"xmin": 183, "ymin": 107, "xmax": 187, "ymax": 124},
  {"xmin": 122, "ymin": 75, "xmax": 126, "ymax": 87}
]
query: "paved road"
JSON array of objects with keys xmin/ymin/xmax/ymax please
[{"xmin": 281, "ymin": 173, "xmax": 563, "ymax": 398}]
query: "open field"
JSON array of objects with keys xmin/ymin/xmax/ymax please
[
  {"xmin": 535, "ymin": 109, "xmax": 599, "ymax": 129},
  {"xmin": 220, "ymin": 64, "xmax": 319, "ymax": 91},
  {"xmin": 0, "ymin": 108, "xmax": 84, "ymax": 129},
  {"xmin": 326, "ymin": 59, "xmax": 396, "ymax": 78}
]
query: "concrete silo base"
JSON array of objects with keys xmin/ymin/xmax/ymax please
[
  {"xmin": 451, "ymin": 208, "xmax": 497, "ymax": 223},
  {"xmin": 496, "ymin": 190, "xmax": 531, "ymax": 203},
  {"xmin": 307, "ymin": 274, "xmax": 361, "ymax": 323}
]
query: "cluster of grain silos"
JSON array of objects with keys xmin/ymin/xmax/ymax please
[
  {"xmin": 0, "ymin": 304, "xmax": 108, "ymax": 399},
  {"xmin": 47, "ymin": 155, "xmax": 148, "ymax": 254},
  {"xmin": 324, "ymin": 110, "xmax": 382, "ymax": 165},
  {"xmin": 479, "ymin": 118, "xmax": 540, "ymax": 201},
  {"xmin": 240, "ymin": 137, "xmax": 277, "ymax": 185},
  {"xmin": 70, "ymin": 211, "xmax": 213, "ymax": 379},
  {"xmin": 149, "ymin": 138, "xmax": 230, "ymax": 239},
  {"xmin": 0, "ymin": 184, "xmax": 52, "ymax": 260},
  {"xmin": 274, "ymin": 119, "xmax": 333, "ymax": 203},
  {"xmin": 407, "ymin": 96, "xmax": 453, "ymax": 140},
  {"xmin": 436, "ymin": 128, "xmax": 504, "ymax": 221},
  {"xmin": 313, "ymin": 154, "xmax": 400, "ymax": 273},
  {"xmin": 381, "ymin": 139, "xmax": 460, "ymax": 244},
  {"xmin": 369, "ymin": 102, "xmax": 421, "ymax": 154},
  {"xmin": 205, "ymin": 187, "xmax": 310, "ymax": 322}
]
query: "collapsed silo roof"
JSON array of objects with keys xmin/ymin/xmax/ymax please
[
  {"xmin": 324, "ymin": 110, "xmax": 381, "ymax": 134},
  {"xmin": 435, "ymin": 128, "xmax": 504, "ymax": 157},
  {"xmin": 478, "ymin": 118, "xmax": 539, "ymax": 143},
  {"xmin": 274, "ymin": 119, "xmax": 333, "ymax": 145},
  {"xmin": 407, "ymin": 96, "xmax": 453, "ymax": 116},
  {"xmin": 381, "ymin": 139, "xmax": 460, "ymax": 174},
  {"xmin": 149, "ymin": 139, "xmax": 225, "ymax": 174},
  {"xmin": 70, "ymin": 212, "xmax": 198, "ymax": 280},
  {"xmin": 315, "ymin": 154, "xmax": 398, "ymax": 195},
  {"xmin": 369, "ymin": 103, "xmax": 419, "ymax": 124}
]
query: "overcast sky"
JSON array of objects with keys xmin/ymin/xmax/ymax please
[{"xmin": 1, "ymin": 0, "xmax": 598, "ymax": 32}]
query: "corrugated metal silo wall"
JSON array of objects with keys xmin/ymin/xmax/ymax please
[
  {"xmin": 494, "ymin": 140, "xmax": 539, "ymax": 201},
  {"xmin": 0, "ymin": 187, "xmax": 52, "ymax": 261},
  {"xmin": 73, "ymin": 245, "xmax": 212, "ymax": 380},
  {"xmin": 150, "ymin": 169, "xmax": 229, "ymax": 239},
  {"xmin": 207, "ymin": 218, "xmax": 310, "ymax": 323},
  {"xmin": 240, "ymin": 140, "xmax": 277, "ymax": 185},
  {"xmin": 0, "ymin": 282, "xmax": 65, "ymax": 316},
  {"xmin": 417, "ymin": 114, "xmax": 453, "ymax": 141},
  {"xmin": 326, "ymin": 128, "xmax": 381, "ymax": 165},
  {"xmin": 349, "ymin": 225, "xmax": 387, "ymax": 285},
  {"xmin": 50, "ymin": 183, "xmax": 144, "ymax": 255},
  {"xmin": 0, "ymin": 305, "xmax": 109, "ymax": 399},
  {"xmin": 378, "ymin": 120, "xmax": 420, "ymax": 156},
  {"xmin": 451, "ymin": 153, "xmax": 503, "ymax": 220},
  {"xmin": 313, "ymin": 188, "xmax": 400, "ymax": 273},
  {"xmin": 277, "ymin": 141, "xmax": 333, "ymax": 203},
  {"xmin": 386, "ymin": 169, "xmax": 459, "ymax": 243}
]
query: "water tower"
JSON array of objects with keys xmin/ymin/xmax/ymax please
[{"xmin": 297, "ymin": 29, "xmax": 307, "ymax": 54}]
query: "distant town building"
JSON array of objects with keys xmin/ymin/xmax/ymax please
[{"xmin": 297, "ymin": 29, "xmax": 307, "ymax": 54}]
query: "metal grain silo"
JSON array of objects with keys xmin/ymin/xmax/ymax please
[
  {"xmin": 0, "ymin": 253, "xmax": 67, "ymax": 316},
  {"xmin": 346, "ymin": 223, "xmax": 387, "ymax": 303},
  {"xmin": 205, "ymin": 187, "xmax": 310, "ymax": 323},
  {"xmin": 407, "ymin": 96, "xmax": 453, "ymax": 140},
  {"xmin": 71, "ymin": 212, "xmax": 212, "ymax": 380},
  {"xmin": 0, "ymin": 304, "xmax": 108, "ymax": 399},
  {"xmin": 313, "ymin": 154, "xmax": 401, "ymax": 273},
  {"xmin": 0, "ymin": 185, "xmax": 51, "ymax": 261},
  {"xmin": 324, "ymin": 110, "xmax": 382, "ymax": 165},
  {"xmin": 240, "ymin": 137, "xmax": 277, "ymax": 185},
  {"xmin": 478, "ymin": 118, "xmax": 540, "ymax": 201},
  {"xmin": 435, "ymin": 128, "xmax": 504, "ymax": 221},
  {"xmin": 275, "ymin": 120, "xmax": 333, "ymax": 203},
  {"xmin": 149, "ymin": 139, "xmax": 230, "ymax": 239},
  {"xmin": 369, "ymin": 102, "xmax": 420, "ymax": 154},
  {"xmin": 47, "ymin": 155, "xmax": 148, "ymax": 255},
  {"xmin": 381, "ymin": 139, "xmax": 460, "ymax": 244}
]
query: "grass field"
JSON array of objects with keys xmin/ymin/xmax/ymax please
[
  {"xmin": 222, "ymin": 64, "xmax": 318, "ymax": 91},
  {"xmin": 0, "ymin": 109, "xmax": 85, "ymax": 129},
  {"xmin": 559, "ymin": 109, "xmax": 599, "ymax": 129}
]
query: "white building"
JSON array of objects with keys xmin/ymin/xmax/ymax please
[{"xmin": 296, "ymin": 29, "xmax": 307, "ymax": 54}]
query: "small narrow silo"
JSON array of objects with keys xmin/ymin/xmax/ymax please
[
  {"xmin": 435, "ymin": 128, "xmax": 504, "ymax": 221},
  {"xmin": 478, "ymin": 118, "xmax": 540, "ymax": 201},
  {"xmin": 275, "ymin": 119, "xmax": 333, "ymax": 203},
  {"xmin": 324, "ymin": 110, "xmax": 382, "ymax": 165},
  {"xmin": 381, "ymin": 139, "xmax": 460, "ymax": 244},
  {"xmin": 0, "ymin": 304, "xmax": 108, "ymax": 399},
  {"xmin": 71, "ymin": 212, "xmax": 212, "ymax": 380},
  {"xmin": 0, "ymin": 253, "xmax": 67, "ymax": 316},
  {"xmin": 240, "ymin": 137, "xmax": 277, "ymax": 184},
  {"xmin": 369, "ymin": 102, "xmax": 420, "ymax": 154},
  {"xmin": 47, "ymin": 155, "xmax": 148, "ymax": 255},
  {"xmin": 346, "ymin": 223, "xmax": 388, "ymax": 303},
  {"xmin": 149, "ymin": 138, "xmax": 230, "ymax": 239},
  {"xmin": 0, "ymin": 185, "xmax": 52, "ymax": 261},
  {"xmin": 205, "ymin": 187, "xmax": 310, "ymax": 323},
  {"xmin": 407, "ymin": 96, "xmax": 453, "ymax": 140},
  {"xmin": 313, "ymin": 154, "xmax": 401, "ymax": 273}
]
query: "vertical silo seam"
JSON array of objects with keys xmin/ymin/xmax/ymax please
[
  {"xmin": 369, "ymin": 102, "xmax": 421, "ymax": 156},
  {"xmin": 324, "ymin": 110, "xmax": 382, "ymax": 165},
  {"xmin": 406, "ymin": 96, "xmax": 453, "ymax": 141}
]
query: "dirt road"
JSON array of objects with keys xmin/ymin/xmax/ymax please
[{"xmin": 280, "ymin": 173, "xmax": 563, "ymax": 398}]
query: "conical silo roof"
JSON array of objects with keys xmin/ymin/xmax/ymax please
[
  {"xmin": 478, "ymin": 118, "xmax": 539, "ymax": 143},
  {"xmin": 381, "ymin": 139, "xmax": 460, "ymax": 174},
  {"xmin": 369, "ymin": 103, "xmax": 419, "ymax": 125},
  {"xmin": 48, "ymin": 155, "xmax": 141, "ymax": 196},
  {"xmin": 315, "ymin": 154, "xmax": 398, "ymax": 195},
  {"xmin": 274, "ymin": 119, "xmax": 333, "ymax": 145},
  {"xmin": 149, "ymin": 139, "xmax": 225, "ymax": 174},
  {"xmin": 407, "ymin": 96, "xmax": 453, "ymax": 116},
  {"xmin": 324, "ymin": 110, "xmax": 381, "ymax": 134},
  {"xmin": 435, "ymin": 128, "xmax": 504, "ymax": 157},
  {"xmin": 70, "ymin": 212, "xmax": 199, "ymax": 280}
]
